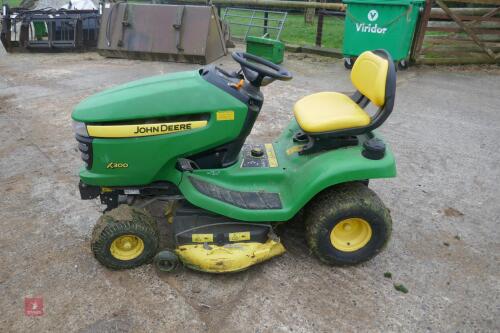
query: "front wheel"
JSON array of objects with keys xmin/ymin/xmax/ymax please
[
  {"xmin": 91, "ymin": 205, "xmax": 159, "ymax": 270},
  {"xmin": 305, "ymin": 183, "xmax": 392, "ymax": 266}
]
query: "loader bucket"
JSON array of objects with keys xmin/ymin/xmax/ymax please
[{"xmin": 97, "ymin": 3, "xmax": 228, "ymax": 64}]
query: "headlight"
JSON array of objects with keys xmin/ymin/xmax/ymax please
[{"xmin": 72, "ymin": 120, "xmax": 89, "ymax": 137}]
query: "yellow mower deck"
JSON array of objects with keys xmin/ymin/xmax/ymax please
[{"xmin": 175, "ymin": 239, "xmax": 285, "ymax": 273}]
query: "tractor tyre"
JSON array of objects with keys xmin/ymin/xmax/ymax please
[
  {"xmin": 305, "ymin": 182, "xmax": 392, "ymax": 266},
  {"xmin": 91, "ymin": 205, "xmax": 159, "ymax": 270}
]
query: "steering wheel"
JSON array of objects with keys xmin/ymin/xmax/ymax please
[{"xmin": 231, "ymin": 52, "xmax": 293, "ymax": 87}]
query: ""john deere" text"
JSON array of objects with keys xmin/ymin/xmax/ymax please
[{"xmin": 133, "ymin": 123, "xmax": 192, "ymax": 134}]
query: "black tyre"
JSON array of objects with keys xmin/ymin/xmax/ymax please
[
  {"xmin": 91, "ymin": 205, "xmax": 159, "ymax": 270},
  {"xmin": 344, "ymin": 57, "xmax": 355, "ymax": 70},
  {"xmin": 305, "ymin": 182, "xmax": 392, "ymax": 266},
  {"xmin": 154, "ymin": 250, "xmax": 180, "ymax": 273},
  {"xmin": 397, "ymin": 60, "xmax": 408, "ymax": 70}
]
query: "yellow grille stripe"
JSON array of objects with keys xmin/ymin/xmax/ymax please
[{"xmin": 87, "ymin": 120, "xmax": 208, "ymax": 138}]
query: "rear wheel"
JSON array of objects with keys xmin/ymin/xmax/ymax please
[
  {"xmin": 305, "ymin": 183, "xmax": 392, "ymax": 265},
  {"xmin": 91, "ymin": 205, "xmax": 159, "ymax": 270}
]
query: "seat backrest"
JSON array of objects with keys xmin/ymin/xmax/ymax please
[{"xmin": 351, "ymin": 51, "xmax": 390, "ymax": 107}]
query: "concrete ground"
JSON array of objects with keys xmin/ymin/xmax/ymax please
[{"xmin": 0, "ymin": 46, "xmax": 499, "ymax": 333}]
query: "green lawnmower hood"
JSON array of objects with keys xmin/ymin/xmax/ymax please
[{"xmin": 72, "ymin": 70, "xmax": 244, "ymax": 123}]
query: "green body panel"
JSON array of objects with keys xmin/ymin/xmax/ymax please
[
  {"xmin": 246, "ymin": 36, "xmax": 285, "ymax": 64},
  {"xmin": 179, "ymin": 119, "xmax": 396, "ymax": 222},
  {"xmin": 72, "ymin": 70, "xmax": 246, "ymax": 123},
  {"xmin": 73, "ymin": 69, "xmax": 396, "ymax": 222},
  {"xmin": 342, "ymin": 0, "xmax": 424, "ymax": 61},
  {"xmin": 73, "ymin": 71, "xmax": 248, "ymax": 186}
]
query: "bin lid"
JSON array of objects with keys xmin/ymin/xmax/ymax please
[
  {"xmin": 246, "ymin": 36, "xmax": 283, "ymax": 45},
  {"xmin": 343, "ymin": 0, "xmax": 424, "ymax": 5}
]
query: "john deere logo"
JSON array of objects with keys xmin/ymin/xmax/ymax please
[{"xmin": 368, "ymin": 10, "xmax": 379, "ymax": 22}]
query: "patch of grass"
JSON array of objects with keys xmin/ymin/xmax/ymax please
[
  {"xmin": 3, "ymin": 0, "xmax": 23, "ymax": 7},
  {"xmin": 223, "ymin": 10, "xmax": 344, "ymax": 49},
  {"xmin": 281, "ymin": 14, "xmax": 344, "ymax": 49}
]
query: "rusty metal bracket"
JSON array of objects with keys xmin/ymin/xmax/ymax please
[
  {"xmin": 117, "ymin": 3, "xmax": 129, "ymax": 48},
  {"xmin": 173, "ymin": 5, "xmax": 185, "ymax": 51},
  {"xmin": 105, "ymin": 2, "xmax": 118, "ymax": 47}
]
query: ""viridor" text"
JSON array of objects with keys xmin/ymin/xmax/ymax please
[{"xmin": 356, "ymin": 23, "xmax": 387, "ymax": 34}]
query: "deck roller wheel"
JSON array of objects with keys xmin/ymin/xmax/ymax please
[{"xmin": 154, "ymin": 250, "xmax": 180, "ymax": 273}]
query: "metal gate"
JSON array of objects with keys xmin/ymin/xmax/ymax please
[
  {"xmin": 411, "ymin": 0, "xmax": 500, "ymax": 64},
  {"xmin": 222, "ymin": 7, "xmax": 287, "ymax": 40}
]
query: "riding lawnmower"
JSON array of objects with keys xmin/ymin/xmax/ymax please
[{"xmin": 72, "ymin": 50, "xmax": 396, "ymax": 273}]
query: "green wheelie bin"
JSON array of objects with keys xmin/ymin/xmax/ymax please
[{"xmin": 342, "ymin": 0, "xmax": 424, "ymax": 69}]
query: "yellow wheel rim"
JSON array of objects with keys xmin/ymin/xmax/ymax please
[
  {"xmin": 110, "ymin": 235, "xmax": 144, "ymax": 261},
  {"xmin": 330, "ymin": 218, "xmax": 372, "ymax": 252}
]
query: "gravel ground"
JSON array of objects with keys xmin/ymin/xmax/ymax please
[{"xmin": 0, "ymin": 46, "xmax": 499, "ymax": 332}]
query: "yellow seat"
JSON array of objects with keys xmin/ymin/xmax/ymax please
[
  {"xmin": 293, "ymin": 50, "xmax": 391, "ymax": 134},
  {"xmin": 293, "ymin": 92, "xmax": 371, "ymax": 133}
]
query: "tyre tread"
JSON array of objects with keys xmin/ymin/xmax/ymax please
[
  {"xmin": 305, "ymin": 182, "xmax": 392, "ymax": 266},
  {"xmin": 91, "ymin": 205, "xmax": 159, "ymax": 270}
]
